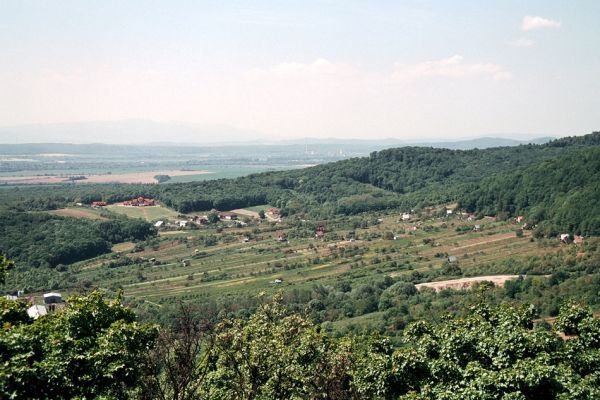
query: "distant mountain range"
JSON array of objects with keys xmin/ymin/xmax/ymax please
[{"xmin": 0, "ymin": 120, "xmax": 555, "ymax": 150}]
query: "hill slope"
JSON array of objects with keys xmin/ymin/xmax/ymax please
[{"xmin": 459, "ymin": 146, "xmax": 600, "ymax": 236}]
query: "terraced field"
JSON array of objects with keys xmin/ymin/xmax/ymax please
[{"xmin": 68, "ymin": 210, "xmax": 563, "ymax": 305}]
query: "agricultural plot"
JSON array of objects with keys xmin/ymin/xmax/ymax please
[
  {"xmin": 105, "ymin": 204, "xmax": 180, "ymax": 221},
  {"xmin": 69, "ymin": 211, "xmax": 561, "ymax": 305},
  {"xmin": 48, "ymin": 207, "xmax": 108, "ymax": 220}
]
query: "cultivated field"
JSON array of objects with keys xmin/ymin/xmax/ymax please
[
  {"xmin": 0, "ymin": 170, "xmax": 211, "ymax": 185},
  {"xmin": 49, "ymin": 207, "xmax": 108, "ymax": 220},
  {"xmin": 105, "ymin": 204, "xmax": 180, "ymax": 221}
]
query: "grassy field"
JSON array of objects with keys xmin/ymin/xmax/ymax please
[{"xmin": 105, "ymin": 205, "xmax": 180, "ymax": 221}]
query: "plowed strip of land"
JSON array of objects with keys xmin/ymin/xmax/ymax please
[{"xmin": 49, "ymin": 208, "xmax": 107, "ymax": 220}]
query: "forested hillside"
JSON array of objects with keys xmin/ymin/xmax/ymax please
[
  {"xmin": 2, "ymin": 131, "xmax": 599, "ymax": 226},
  {"xmin": 460, "ymin": 146, "xmax": 600, "ymax": 236},
  {"xmin": 0, "ymin": 213, "xmax": 156, "ymax": 267}
]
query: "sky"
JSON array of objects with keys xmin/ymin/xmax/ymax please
[{"xmin": 1, "ymin": 1, "xmax": 599, "ymax": 142}]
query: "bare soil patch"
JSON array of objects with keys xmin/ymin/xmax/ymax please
[{"xmin": 416, "ymin": 275, "xmax": 521, "ymax": 292}]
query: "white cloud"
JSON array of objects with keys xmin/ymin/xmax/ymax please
[
  {"xmin": 391, "ymin": 55, "xmax": 512, "ymax": 82},
  {"xmin": 521, "ymin": 16, "xmax": 561, "ymax": 31},
  {"xmin": 509, "ymin": 38, "xmax": 535, "ymax": 47},
  {"xmin": 246, "ymin": 58, "xmax": 358, "ymax": 80}
]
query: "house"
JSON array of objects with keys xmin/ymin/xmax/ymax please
[
  {"xmin": 219, "ymin": 212, "xmax": 238, "ymax": 220},
  {"xmin": 76, "ymin": 202, "xmax": 83, "ymax": 207},
  {"xmin": 467, "ymin": 214, "xmax": 475, "ymax": 221},
  {"xmin": 277, "ymin": 234, "xmax": 287, "ymax": 242},
  {"xmin": 243, "ymin": 237, "xmax": 250, "ymax": 243},
  {"xmin": 91, "ymin": 201, "xmax": 107, "ymax": 207},
  {"xmin": 447, "ymin": 255, "xmax": 458, "ymax": 263},
  {"xmin": 178, "ymin": 220, "xmax": 188, "ymax": 227},
  {"xmin": 574, "ymin": 235, "xmax": 585, "ymax": 244},
  {"xmin": 123, "ymin": 197, "xmax": 155, "ymax": 207},
  {"xmin": 27, "ymin": 305, "xmax": 47, "ymax": 320},
  {"xmin": 315, "ymin": 226, "xmax": 325, "ymax": 238},
  {"xmin": 516, "ymin": 216, "xmax": 525, "ymax": 223},
  {"xmin": 272, "ymin": 278, "xmax": 284, "ymax": 284},
  {"xmin": 268, "ymin": 207, "xmax": 279, "ymax": 214},
  {"xmin": 154, "ymin": 220, "xmax": 164, "ymax": 228},
  {"xmin": 43, "ymin": 292, "xmax": 62, "ymax": 304},
  {"xmin": 473, "ymin": 224, "xmax": 481, "ymax": 232},
  {"xmin": 401, "ymin": 213, "xmax": 411, "ymax": 221},
  {"xmin": 446, "ymin": 209, "xmax": 454, "ymax": 216},
  {"xmin": 560, "ymin": 234, "xmax": 570, "ymax": 243}
]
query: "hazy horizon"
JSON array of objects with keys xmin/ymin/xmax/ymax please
[
  {"xmin": 0, "ymin": 119, "xmax": 560, "ymax": 145},
  {"xmin": 2, "ymin": 1, "xmax": 599, "ymax": 142}
]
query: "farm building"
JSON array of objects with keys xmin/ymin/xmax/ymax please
[
  {"xmin": 401, "ymin": 213, "xmax": 411, "ymax": 221},
  {"xmin": 219, "ymin": 212, "xmax": 238, "ymax": 220},
  {"xmin": 574, "ymin": 235, "xmax": 585, "ymax": 244},
  {"xmin": 268, "ymin": 207, "xmax": 279, "ymax": 214},
  {"xmin": 154, "ymin": 220, "xmax": 164, "ymax": 228},
  {"xmin": 91, "ymin": 201, "xmax": 107, "ymax": 207},
  {"xmin": 43, "ymin": 292, "xmax": 62, "ymax": 304},
  {"xmin": 123, "ymin": 197, "xmax": 155, "ymax": 207},
  {"xmin": 447, "ymin": 255, "xmax": 458, "ymax": 263}
]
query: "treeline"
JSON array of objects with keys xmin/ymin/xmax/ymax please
[
  {"xmin": 0, "ymin": 212, "xmax": 156, "ymax": 267},
  {"xmin": 1, "ymin": 289, "xmax": 599, "ymax": 399},
  {"xmin": 460, "ymin": 146, "xmax": 600, "ymax": 236}
]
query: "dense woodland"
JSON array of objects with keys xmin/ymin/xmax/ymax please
[
  {"xmin": 459, "ymin": 146, "xmax": 600, "ymax": 236},
  {"xmin": 0, "ymin": 212, "xmax": 156, "ymax": 268}
]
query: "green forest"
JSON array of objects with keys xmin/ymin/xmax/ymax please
[
  {"xmin": 0, "ymin": 212, "xmax": 156, "ymax": 267},
  {"xmin": 459, "ymin": 146, "xmax": 600, "ymax": 236}
]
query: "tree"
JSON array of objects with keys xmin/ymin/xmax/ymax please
[
  {"xmin": 258, "ymin": 210, "xmax": 266, "ymax": 219},
  {"xmin": 0, "ymin": 290, "xmax": 158, "ymax": 399},
  {"xmin": 0, "ymin": 255, "xmax": 13, "ymax": 285},
  {"xmin": 392, "ymin": 301, "xmax": 600, "ymax": 399},
  {"xmin": 139, "ymin": 302, "xmax": 216, "ymax": 400},
  {"xmin": 207, "ymin": 212, "xmax": 220, "ymax": 224}
]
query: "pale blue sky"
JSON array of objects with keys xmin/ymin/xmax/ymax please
[{"xmin": 1, "ymin": 1, "xmax": 599, "ymax": 141}]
